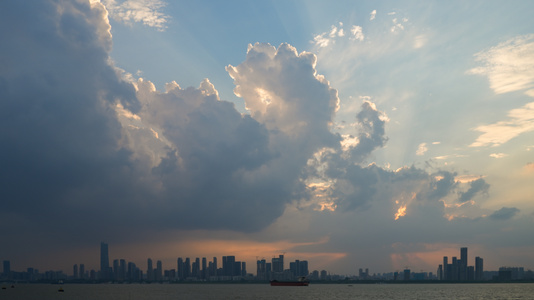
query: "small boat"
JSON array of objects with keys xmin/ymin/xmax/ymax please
[
  {"xmin": 58, "ymin": 287, "xmax": 64, "ymax": 292},
  {"xmin": 270, "ymin": 276, "xmax": 309, "ymax": 286}
]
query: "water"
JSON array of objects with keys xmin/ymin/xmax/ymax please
[{"xmin": 1, "ymin": 283, "xmax": 534, "ymax": 299}]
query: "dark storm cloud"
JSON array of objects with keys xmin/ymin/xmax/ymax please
[
  {"xmin": 0, "ymin": 0, "xmax": 139, "ymax": 237},
  {"xmin": 489, "ymin": 207, "xmax": 520, "ymax": 220},
  {"xmin": 0, "ymin": 0, "xmax": 346, "ymax": 252},
  {"xmin": 458, "ymin": 178, "xmax": 490, "ymax": 203}
]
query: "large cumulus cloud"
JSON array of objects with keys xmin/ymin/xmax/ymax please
[
  {"xmin": 2, "ymin": 0, "xmax": 529, "ymax": 273},
  {"xmin": 0, "ymin": 0, "xmax": 345, "ymax": 250}
]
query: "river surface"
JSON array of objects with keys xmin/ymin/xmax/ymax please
[{"xmin": 1, "ymin": 283, "xmax": 533, "ymax": 299}]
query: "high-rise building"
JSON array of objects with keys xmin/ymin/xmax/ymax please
[
  {"xmin": 119, "ymin": 259, "xmax": 126, "ymax": 281},
  {"xmin": 404, "ymin": 269, "xmax": 411, "ymax": 281},
  {"xmin": 184, "ymin": 258, "xmax": 191, "ymax": 278},
  {"xmin": 475, "ymin": 257, "xmax": 484, "ymax": 280},
  {"xmin": 79, "ymin": 264, "xmax": 85, "ymax": 279},
  {"xmin": 156, "ymin": 260, "xmax": 162, "ymax": 281},
  {"xmin": 272, "ymin": 255, "xmax": 284, "ymax": 273},
  {"xmin": 202, "ymin": 257, "xmax": 207, "ymax": 279},
  {"xmin": 257, "ymin": 259, "xmax": 267, "ymax": 280},
  {"xmin": 73, "ymin": 264, "xmax": 78, "ymax": 279},
  {"xmin": 113, "ymin": 259, "xmax": 119, "ymax": 280},
  {"xmin": 442, "ymin": 256, "xmax": 448, "ymax": 280},
  {"xmin": 100, "ymin": 242, "xmax": 110, "ymax": 280},
  {"xmin": 177, "ymin": 258, "xmax": 184, "ymax": 280},
  {"xmin": 147, "ymin": 258, "xmax": 154, "ymax": 281},
  {"xmin": 460, "ymin": 247, "xmax": 468, "ymax": 281}
]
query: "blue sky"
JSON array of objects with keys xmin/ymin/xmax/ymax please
[{"xmin": 1, "ymin": 0, "xmax": 534, "ymax": 275}]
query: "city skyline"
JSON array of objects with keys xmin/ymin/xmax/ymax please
[
  {"xmin": 2, "ymin": 243, "xmax": 532, "ymax": 281},
  {"xmin": 1, "ymin": 0, "xmax": 534, "ymax": 275}
]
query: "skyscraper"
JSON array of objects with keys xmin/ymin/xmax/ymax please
[
  {"xmin": 147, "ymin": 258, "xmax": 154, "ymax": 281},
  {"xmin": 460, "ymin": 247, "xmax": 468, "ymax": 280},
  {"xmin": 156, "ymin": 260, "xmax": 162, "ymax": 281},
  {"xmin": 80, "ymin": 264, "xmax": 85, "ymax": 279},
  {"xmin": 475, "ymin": 256, "xmax": 484, "ymax": 281},
  {"xmin": 177, "ymin": 258, "xmax": 183, "ymax": 280},
  {"xmin": 100, "ymin": 242, "xmax": 110, "ymax": 280}
]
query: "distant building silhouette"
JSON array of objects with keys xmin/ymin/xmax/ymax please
[
  {"xmin": 475, "ymin": 257, "xmax": 483, "ymax": 280},
  {"xmin": 100, "ymin": 242, "xmax": 111, "ymax": 280},
  {"xmin": 439, "ymin": 247, "xmax": 483, "ymax": 281}
]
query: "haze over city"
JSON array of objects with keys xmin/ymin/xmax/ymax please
[{"xmin": 1, "ymin": 0, "xmax": 533, "ymax": 276}]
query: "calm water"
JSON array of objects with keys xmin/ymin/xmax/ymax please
[{"xmin": 1, "ymin": 283, "xmax": 533, "ymax": 299}]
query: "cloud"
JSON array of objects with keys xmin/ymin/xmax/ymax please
[
  {"xmin": 102, "ymin": 0, "xmax": 169, "ymax": 31},
  {"xmin": 470, "ymin": 101, "xmax": 534, "ymax": 147},
  {"xmin": 468, "ymin": 34, "xmax": 534, "ymax": 94},
  {"xmin": 370, "ymin": 10, "xmax": 376, "ymax": 21},
  {"xmin": 350, "ymin": 25, "xmax": 364, "ymax": 41},
  {"xmin": 489, "ymin": 207, "xmax": 520, "ymax": 220},
  {"xmin": 313, "ymin": 23, "xmax": 347, "ymax": 47},
  {"xmin": 416, "ymin": 143, "xmax": 428, "ymax": 156},
  {"xmin": 458, "ymin": 178, "xmax": 490, "ymax": 203},
  {"xmin": 489, "ymin": 153, "xmax": 507, "ymax": 158},
  {"xmin": 390, "ymin": 18, "xmax": 406, "ymax": 33}
]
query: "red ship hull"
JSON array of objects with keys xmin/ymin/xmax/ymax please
[{"xmin": 270, "ymin": 280, "xmax": 309, "ymax": 286}]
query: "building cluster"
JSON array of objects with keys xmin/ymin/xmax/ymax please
[
  {"xmin": 96, "ymin": 243, "xmax": 250, "ymax": 282},
  {"xmin": 436, "ymin": 247, "xmax": 483, "ymax": 281},
  {"xmin": 2, "ymin": 244, "xmax": 533, "ymax": 283},
  {"xmin": 256, "ymin": 255, "xmax": 310, "ymax": 281}
]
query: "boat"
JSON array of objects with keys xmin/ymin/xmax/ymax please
[{"xmin": 270, "ymin": 276, "xmax": 309, "ymax": 286}]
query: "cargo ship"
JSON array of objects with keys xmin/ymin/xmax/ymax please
[{"xmin": 270, "ymin": 277, "xmax": 309, "ymax": 286}]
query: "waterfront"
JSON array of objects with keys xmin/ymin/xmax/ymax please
[{"xmin": 1, "ymin": 283, "xmax": 534, "ymax": 299}]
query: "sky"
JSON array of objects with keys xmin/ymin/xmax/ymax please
[{"xmin": 1, "ymin": 0, "xmax": 534, "ymax": 276}]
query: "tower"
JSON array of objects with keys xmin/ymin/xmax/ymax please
[
  {"xmin": 460, "ymin": 247, "xmax": 468, "ymax": 281},
  {"xmin": 100, "ymin": 242, "xmax": 110, "ymax": 280},
  {"xmin": 147, "ymin": 258, "xmax": 153, "ymax": 281},
  {"xmin": 475, "ymin": 256, "xmax": 483, "ymax": 281}
]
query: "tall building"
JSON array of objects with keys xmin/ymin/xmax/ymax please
[
  {"xmin": 202, "ymin": 257, "xmax": 207, "ymax": 279},
  {"xmin": 113, "ymin": 259, "xmax": 119, "ymax": 280},
  {"xmin": 177, "ymin": 258, "xmax": 184, "ymax": 280},
  {"xmin": 147, "ymin": 258, "xmax": 154, "ymax": 281},
  {"xmin": 475, "ymin": 257, "xmax": 483, "ymax": 280},
  {"xmin": 272, "ymin": 255, "xmax": 284, "ymax": 273},
  {"xmin": 156, "ymin": 260, "xmax": 162, "ymax": 281},
  {"xmin": 184, "ymin": 258, "xmax": 191, "ymax": 278},
  {"xmin": 119, "ymin": 259, "xmax": 126, "ymax": 281},
  {"xmin": 73, "ymin": 264, "xmax": 78, "ymax": 279},
  {"xmin": 257, "ymin": 259, "xmax": 267, "ymax": 280},
  {"xmin": 100, "ymin": 242, "xmax": 110, "ymax": 280},
  {"xmin": 79, "ymin": 264, "xmax": 85, "ymax": 279},
  {"xmin": 442, "ymin": 256, "xmax": 448, "ymax": 280},
  {"xmin": 460, "ymin": 247, "xmax": 468, "ymax": 281}
]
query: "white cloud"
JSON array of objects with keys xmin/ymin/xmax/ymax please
[
  {"xmin": 416, "ymin": 143, "xmax": 428, "ymax": 156},
  {"xmin": 350, "ymin": 25, "xmax": 364, "ymax": 41},
  {"xmin": 471, "ymin": 102, "xmax": 534, "ymax": 147},
  {"xmin": 313, "ymin": 33, "xmax": 331, "ymax": 48},
  {"xmin": 468, "ymin": 34, "xmax": 534, "ymax": 94},
  {"xmin": 489, "ymin": 153, "xmax": 508, "ymax": 158},
  {"xmin": 390, "ymin": 18, "xmax": 405, "ymax": 33},
  {"xmin": 103, "ymin": 0, "xmax": 169, "ymax": 31},
  {"xmin": 370, "ymin": 10, "xmax": 376, "ymax": 21}
]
